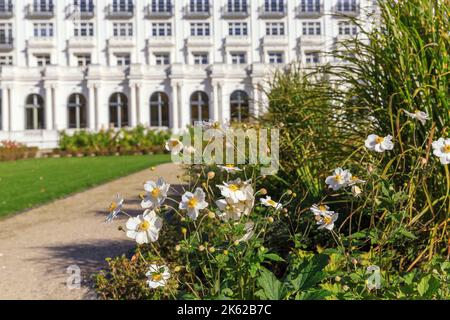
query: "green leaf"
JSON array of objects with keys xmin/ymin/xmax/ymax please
[
  {"xmin": 397, "ymin": 228, "xmax": 418, "ymax": 240},
  {"xmin": 417, "ymin": 275, "xmax": 440, "ymax": 297},
  {"xmin": 255, "ymin": 267, "xmax": 286, "ymax": 300},
  {"xmin": 288, "ymin": 254, "xmax": 329, "ymax": 291},
  {"xmin": 263, "ymin": 253, "xmax": 286, "ymax": 262}
]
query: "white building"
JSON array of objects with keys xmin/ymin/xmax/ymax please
[{"xmin": 0, "ymin": 0, "xmax": 373, "ymax": 148}]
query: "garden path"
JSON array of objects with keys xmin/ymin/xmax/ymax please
[{"xmin": 0, "ymin": 163, "xmax": 184, "ymax": 300}]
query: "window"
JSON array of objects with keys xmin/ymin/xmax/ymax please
[
  {"xmin": 337, "ymin": 0, "xmax": 357, "ymax": 12},
  {"xmin": 115, "ymin": 53, "xmax": 131, "ymax": 66},
  {"xmin": 231, "ymin": 52, "xmax": 246, "ymax": 65},
  {"xmin": 266, "ymin": 22, "xmax": 285, "ymax": 36},
  {"xmin": 302, "ymin": 22, "xmax": 321, "ymax": 36},
  {"xmin": 338, "ymin": 21, "xmax": 358, "ymax": 35},
  {"xmin": 227, "ymin": 0, "xmax": 248, "ymax": 12},
  {"xmin": 74, "ymin": 23, "xmax": 94, "ymax": 37},
  {"xmin": 109, "ymin": 93, "xmax": 129, "ymax": 128},
  {"xmin": 0, "ymin": 23, "xmax": 12, "ymax": 45},
  {"xmin": 0, "ymin": 55, "xmax": 12, "ymax": 65},
  {"xmin": 150, "ymin": 92, "xmax": 169, "ymax": 127},
  {"xmin": 189, "ymin": 0, "xmax": 210, "ymax": 12},
  {"xmin": 305, "ymin": 51, "xmax": 320, "ymax": 64},
  {"xmin": 35, "ymin": 54, "xmax": 51, "ymax": 66},
  {"xmin": 228, "ymin": 22, "xmax": 248, "ymax": 36},
  {"xmin": 76, "ymin": 54, "xmax": 91, "ymax": 67},
  {"xmin": 190, "ymin": 23, "xmax": 210, "ymax": 36},
  {"xmin": 33, "ymin": 0, "xmax": 54, "ymax": 12},
  {"xmin": 113, "ymin": 23, "xmax": 133, "ymax": 37},
  {"xmin": 33, "ymin": 23, "xmax": 54, "ymax": 37},
  {"xmin": 268, "ymin": 52, "xmax": 283, "ymax": 64},
  {"xmin": 67, "ymin": 93, "xmax": 87, "ymax": 129},
  {"xmin": 193, "ymin": 53, "xmax": 208, "ymax": 65},
  {"xmin": 264, "ymin": 0, "xmax": 284, "ymax": 12},
  {"xmin": 25, "ymin": 94, "xmax": 44, "ymax": 130},
  {"xmin": 154, "ymin": 53, "xmax": 170, "ymax": 65},
  {"xmin": 0, "ymin": 0, "xmax": 13, "ymax": 12},
  {"xmin": 190, "ymin": 91, "xmax": 209, "ymax": 125},
  {"xmin": 152, "ymin": 23, "xmax": 172, "ymax": 37},
  {"xmin": 300, "ymin": 0, "xmax": 321, "ymax": 13},
  {"xmin": 151, "ymin": 0, "xmax": 172, "ymax": 12},
  {"xmin": 230, "ymin": 90, "xmax": 249, "ymax": 122},
  {"xmin": 112, "ymin": 0, "xmax": 134, "ymax": 12},
  {"xmin": 74, "ymin": 0, "xmax": 94, "ymax": 12}
]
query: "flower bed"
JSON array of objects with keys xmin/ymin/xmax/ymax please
[{"xmin": 0, "ymin": 141, "xmax": 38, "ymax": 162}]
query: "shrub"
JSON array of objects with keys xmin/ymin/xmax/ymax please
[{"xmin": 0, "ymin": 140, "xmax": 38, "ymax": 162}]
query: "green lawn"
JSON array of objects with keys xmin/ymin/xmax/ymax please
[{"xmin": 0, "ymin": 154, "xmax": 171, "ymax": 218}]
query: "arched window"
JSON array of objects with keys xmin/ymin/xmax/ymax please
[
  {"xmin": 68, "ymin": 93, "xmax": 87, "ymax": 129},
  {"xmin": 150, "ymin": 92, "xmax": 169, "ymax": 127},
  {"xmin": 25, "ymin": 94, "xmax": 45, "ymax": 130},
  {"xmin": 230, "ymin": 90, "xmax": 249, "ymax": 122},
  {"xmin": 109, "ymin": 93, "xmax": 128, "ymax": 128},
  {"xmin": 190, "ymin": 91, "xmax": 209, "ymax": 125}
]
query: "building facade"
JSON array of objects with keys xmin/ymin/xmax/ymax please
[{"xmin": 0, "ymin": 0, "xmax": 373, "ymax": 148}]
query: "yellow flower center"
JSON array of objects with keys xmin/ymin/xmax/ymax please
[
  {"xmin": 170, "ymin": 140, "xmax": 179, "ymax": 147},
  {"xmin": 187, "ymin": 198, "xmax": 198, "ymax": 208},
  {"xmin": 151, "ymin": 273, "xmax": 163, "ymax": 282},
  {"xmin": 226, "ymin": 164, "xmax": 235, "ymax": 168},
  {"xmin": 443, "ymin": 144, "xmax": 450, "ymax": 154},
  {"xmin": 319, "ymin": 205, "xmax": 327, "ymax": 212},
  {"xmin": 375, "ymin": 136, "xmax": 385, "ymax": 144},
  {"xmin": 138, "ymin": 220, "xmax": 150, "ymax": 232},
  {"xmin": 229, "ymin": 184, "xmax": 239, "ymax": 192},
  {"xmin": 335, "ymin": 174, "xmax": 343, "ymax": 183},
  {"xmin": 109, "ymin": 202, "xmax": 117, "ymax": 212},
  {"xmin": 323, "ymin": 216, "xmax": 332, "ymax": 225},
  {"xmin": 267, "ymin": 199, "xmax": 277, "ymax": 207},
  {"xmin": 151, "ymin": 188, "xmax": 161, "ymax": 198}
]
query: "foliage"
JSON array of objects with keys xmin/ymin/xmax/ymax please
[{"xmin": 0, "ymin": 140, "xmax": 38, "ymax": 162}]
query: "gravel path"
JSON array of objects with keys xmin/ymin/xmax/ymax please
[{"xmin": 0, "ymin": 163, "xmax": 183, "ymax": 300}]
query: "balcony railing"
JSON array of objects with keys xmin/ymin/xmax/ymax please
[
  {"xmin": 222, "ymin": 4, "xmax": 250, "ymax": 19},
  {"xmin": 297, "ymin": 3, "xmax": 324, "ymax": 17},
  {"xmin": 66, "ymin": 4, "xmax": 95, "ymax": 19},
  {"xmin": 105, "ymin": 4, "xmax": 134, "ymax": 19},
  {"xmin": 183, "ymin": 4, "xmax": 212, "ymax": 19},
  {"xmin": 0, "ymin": 4, "xmax": 13, "ymax": 18},
  {"xmin": 0, "ymin": 37, "xmax": 13, "ymax": 51},
  {"xmin": 26, "ymin": 4, "xmax": 55, "ymax": 19},
  {"xmin": 145, "ymin": 4, "xmax": 173, "ymax": 18},
  {"xmin": 259, "ymin": 3, "xmax": 287, "ymax": 18}
]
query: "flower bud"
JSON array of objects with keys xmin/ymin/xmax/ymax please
[
  {"xmin": 150, "ymin": 167, "xmax": 155, "ymax": 171},
  {"xmin": 208, "ymin": 211, "xmax": 216, "ymax": 219},
  {"xmin": 335, "ymin": 276, "xmax": 342, "ymax": 282},
  {"xmin": 207, "ymin": 171, "xmax": 215, "ymax": 179},
  {"xmin": 208, "ymin": 247, "xmax": 216, "ymax": 253},
  {"xmin": 233, "ymin": 240, "xmax": 240, "ymax": 246},
  {"xmin": 267, "ymin": 217, "xmax": 274, "ymax": 223},
  {"xmin": 259, "ymin": 188, "xmax": 268, "ymax": 195},
  {"xmin": 286, "ymin": 190, "xmax": 293, "ymax": 195},
  {"xmin": 174, "ymin": 266, "xmax": 181, "ymax": 272},
  {"xmin": 175, "ymin": 245, "xmax": 181, "ymax": 252},
  {"xmin": 198, "ymin": 245, "xmax": 205, "ymax": 252},
  {"xmin": 223, "ymin": 250, "xmax": 229, "ymax": 256},
  {"xmin": 181, "ymin": 227, "xmax": 187, "ymax": 235}
]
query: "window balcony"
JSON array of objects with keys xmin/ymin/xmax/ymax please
[
  {"xmin": 0, "ymin": 37, "xmax": 13, "ymax": 51},
  {"xmin": 145, "ymin": 4, "xmax": 173, "ymax": 19},
  {"xmin": 334, "ymin": 3, "xmax": 360, "ymax": 16},
  {"xmin": 25, "ymin": 4, "xmax": 55, "ymax": 19},
  {"xmin": 147, "ymin": 36, "xmax": 175, "ymax": 47},
  {"xmin": 186, "ymin": 36, "xmax": 213, "ymax": 48},
  {"xmin": 68, "ymin": 37, "xmax": 96, "ymax": 49},
  {"xmin": 65, "ymin": 4, "xmax": 95, "ymax": 19},
  {"xmin": 105, "ymin": 4, "xmax": 134, "ymax": 19},
  {"xmin": 224, "ymin": 36, "xmax": 251, "ymax": 48},
  {"xmin": 297, "ymin": 4, "xmax": 324, "ymax": 17},
  {"xmin": 183, "ymin": 5, "xmax": 212, "ymax": 19},
  {"xmin": 27, "ymin": 37, "xmax": 55, "ymax": 49},
  {"xmin": 108, "ymin": 36, "xmax": 135, "ymax": 48},
  {"xmin": 262, "ymin": 35, "xmax": 288, "ymax": 47},
  {"xmin": 259, "ymin": 2, "xmax": 287, "ymax": 18},
  {"xmin": 222, "ymin": 4, "xmax": 250, "ymax": 19},
  {"xmin": 0, "ymin": 4, "xmax": 13, "ymax": 18},
  {"xmin": 298, "ymin": 35, "xmax": 324, "ymax": 46}
]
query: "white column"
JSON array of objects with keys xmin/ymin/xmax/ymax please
[
  {"xmin": 88, "ymin": 85, "xmax": 96, "ymax": 130},
  {"xmin": 45, "ymin": 85, "xmax": 53, "ymax": 130},
  {"xmin": 171, "ymin": 82, "xmax": 179, "ymax": 130},
  {"xmin": 1, "ymin": 87, "xmax": 9, "ymax": 131},
  {"xmin": 212, "ymin": 82, "xmax": 219, "ymax": 122},
  {"xmin": 179, "ymin": 82, "xmax": 189, "ymax": 130},
  {"xmin": 52, "ymin": 85, "xmax": 57, "ymax": 130},
  {"xmin": 136, "ymin": 84, "xmax": 142, "ymax": 125},
  {"xmin": 129, "ymin": 84, "xmax": 137, "ymax": 127}
]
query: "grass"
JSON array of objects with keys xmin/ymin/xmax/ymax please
[{"xmin": 0, "ymin": 154, "xmax": 171, "ymax": 218}]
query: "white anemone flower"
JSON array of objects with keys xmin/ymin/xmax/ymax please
[
  {"xmin": 365, "ymin": 134, "xmax": 394, "ymax": 153},
  {"xmin": 217, "ymin": 179, "xmax": 252, "ymax": 204},
  {"xmin": 348, "ymin": 175, "xmax": 366, "ymax": 186},
  {"xmin": 165, "ymin": 138, "xmax": 184, "ymax": 154},
  {"xmin": 141, "ymin": 177, "xmax": 170, "ymax": 209},
  {"xmin": 146, "ymin": 264, "xmax": 170, "ymax": 289},
  {"xmin": 404, "ymin": 110, "xmax": 429, "ymax": 125},
  {"xmin": 351, "ymin": 185, "xmax": 363, "ymax": 197},
  {"xmin": 179, "ymin": 188, "xmax": 209, "ymax": 220},
  {"xmin": 315, "ymin": 212, "xmax": 339, "ymax": 231},
  {"xmin": 237, "ymin": 221, "xmax": 255, "ymax": 243},
  {"xmin": 432, "ymin": 138, "xmax": 450, "ymax": 165},
  {"xmin": 218, "ymin": 164, "xmax": 243, "ymax": 174},
  {"xmin": 106, "ymin": 194, "xmax": 124, "ymax": 222},
  {"xmin": 126, "ymin": 210, "xmax": 163, "ymax": 244},
  {"xmin": 260, "ymin": 196, "xmax": 283, "ymax": 210},
  {"xmin": 216, "ymin": 195, "xmax": 254, "ymax": 221},
  {"xmin": 310, "ymin": 204, "xmax": 335, "ymax": 216},
  {"xmin": 325, "ymin": 168, "xmax": 352, "ymax": 191}
]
